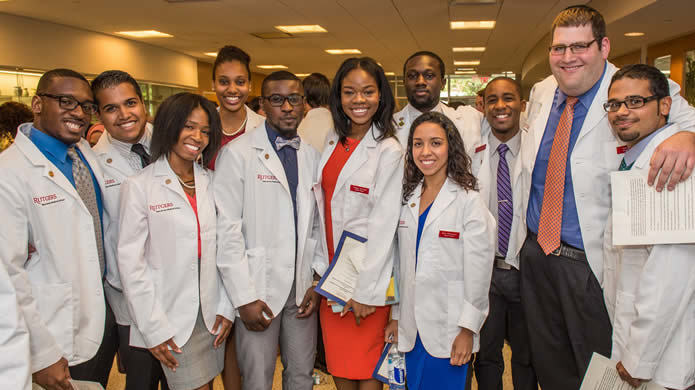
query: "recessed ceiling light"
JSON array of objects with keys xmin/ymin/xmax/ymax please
[
  {"xmin": 624, "ymin": 32, "xmax": 645, "ymax": 37},
  {"xmin": 275, "ymin": 25, "xmax": 328, "ymax": 34},
  {"xmin": 456, "ymin": 68, "xmax": 474, "ymax": 71},
  {"xmin": 257, "ymin": 65, "xmax": 288, "ymax": 69},
  {"xmin": 0, "ymin": 70, "xmax": 43, "ymax": 77},
  {"xmin": 453, "ymin": 47, "xmax": 486, "ymax": 52},
  {"xmin": 454, "ymin": 60, "xmax": 480, "ymax": 66},
  {"xmin": 455, "ymin": 71, "xmax": 477, "ymax": 75},
  {"xmin": 385, "ymin": 72, "xmax": 395, "ymax": 76},
  {"xmin": 295, "ymin": 73, "xmax": 311, "ymax": 77},
  {"xmin": 450, "ymin": 21, "xmax": 496, "ymax": 30},
  {"xmin": 204, "ymin": 52, "xmax": 217, "ymax": 57},
  {"xmin": 116, "ymin": 30, "xmax": 173, "ymax": 38},
  {"xmin": 325, "ymin": 49, "xmax": 362, "ymax": 55}
]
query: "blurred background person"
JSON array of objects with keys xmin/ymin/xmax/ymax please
[
  {"xmin": 0, "ymin": 101, "xmax": 33, "ymax": 152},
  {"xmin": 298, "ymin": 72, "xmax": 333, "ymax": 152}
]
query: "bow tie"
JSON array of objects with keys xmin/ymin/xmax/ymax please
[{"xmin": 275, "ymin": 136, "xmax": 301, "ymax": 150}]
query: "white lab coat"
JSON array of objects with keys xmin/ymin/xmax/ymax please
[
  {"xmin": 0, "ymin": 262, "xmax": 31, "ymax": 390},
  {"xmin": 394, "ymin": 102, "xmax": 483, "ymax": 155},
  {"xmin": 0, "ymin": 123, "xmax": 107, "ymax": 371},
  {"xmin": 314, "ymin": 125, "xmax": 404, "ymax": 305},
  {"xmin": 469, "ymin": 126, "xmax": 534, "ymax": 269},
  {"xmin": 213, "ymin": 123, "xmax": 324, "ymax": 316},
  {"xmin": 117, "ymin": 157, "xmax": 233, "ymax": 349},
  {"xmin": 218, "ymin": 104, "xmax": 265, "ymax": 136},
  {"xmin": 393, "ymin": 179, "xmax": 495, "ymax": 357},
  {"xmin": 525, "ymin": 61, "xmax": 695, "ymax": 284},
  {"xmin": 603, "ymin": 123, "xmax": 695, "ymax": 390},
  {"xmin": 92, "ymin": 124, "xmax": 152, "ymax": 326}
]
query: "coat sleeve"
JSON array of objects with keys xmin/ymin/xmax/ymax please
[
  {"xmin": 458, "ymin": 192, "xmax": 495, "ymax": 334},
  {"xmin": 352, "ymin": 141, "xmax": 404, "ymax": 305},
  {"xmin": 621, "ymin": 243, "xmax": 695, "ymax": 380},
  {"xmin": 213, "ymin": 145, "xmax": 258, "ymax": 308},
  {"xmin": 117, "ymin": 178, "xmax": 175, "ymax": 348},
  {"xmin": 0, "ymin": 173, "xmax": 63, "ymax": 372},
  {"xmin": 0, "ymin": 261, "xmax": 31, "ymax": 389}
]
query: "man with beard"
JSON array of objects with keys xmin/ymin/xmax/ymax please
[
  {"xmin": 213, "ymin": 71, "xmax": 324, "ymax": 390},
  {"xmin": 394, "ymin": 51, "xmax": 482, "ymax": 153}
]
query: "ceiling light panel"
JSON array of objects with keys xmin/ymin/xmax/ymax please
[
  {"xmin": 295, "ymin": 73, "xmax": 311, "ymax": 77},
  {"xmin": 257, "ymin": 65, "xmax": 288, "ymax": 69},
  {"xmin": 450, "ymin": 21, "xmax": 496, "ymax": 30},
  {"xmin": 453, "ymin": 47, "xmax": 486, "ymax": 52},
  {"xmin": 325, "ymin": 49, "xmax": 362, "ymax": 55},
  {"xmin": 116, "ymin": 30, "xmax": 173, "ymax": 38},
  {"xmin": 624, "ymin": 32, "xmax": 645, "ymax": 37},
  {"xmin": 275, "ymin": 25, "xmax": 327, "ymax": 34},
  {"xmin": 454, "ymin": 60, "xmax": 480, "ymax": 66},
  {"xmin": 204, "ymin": 52, "xmax": 217, "ymax": 57}
]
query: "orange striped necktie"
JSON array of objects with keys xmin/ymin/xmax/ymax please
[{"xmin": 537, "ymin": 96, "xmax": 579, "ymax": 255}]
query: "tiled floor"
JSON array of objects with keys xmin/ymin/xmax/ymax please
[{"xmin": 105, "ymin": 345, "xmax": 514, "ymax": 389}]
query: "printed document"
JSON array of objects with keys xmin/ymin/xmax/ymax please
[
  {"xmin": 580, "ymin": 353, "xmax": 665, "ymax": 390},
  {"xmin": 314, "ymin": 231, "xmax": 366, "ymax": 305}
]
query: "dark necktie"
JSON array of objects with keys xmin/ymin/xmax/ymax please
[
  {"xmin": 275, "ymin": 136, "xmax": 301, "ymax": 150},
  {"xmin": 67, "ymin": 146, "xmax": 105, "ymax": 276},
  {"xmin": 496, "ymin": 143, "xmax": 513, "ymax": 257},
  {"xmin": 131, "ymin": 143, "xmax": 150, "ymax": 168},
  {"xmin": 618, "ymin": 157, "xmax": 633, "ymax": 171}
]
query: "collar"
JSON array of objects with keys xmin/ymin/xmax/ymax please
[
  {"xmin": 405, "ymin": 101, "xmax": 445, "ymax": 119},
  {"xmin": 489, "ymin": 129, "xmax": 521, "ymax": 158},
  {"xmin": 265, "ymin": 122, "xmax": 298, "ymax": 148},
  {"xmin": 624, "ymin": 123, "xmax": 672, "ymax": 166},
  {"xmin": 29, "ymin": 126, "xmax": 70, "ymax": 163},
  {"xmin": 107, "ymin": 122, "xmax": 152, "ymax": 155},
  {"xmin": 555, "ymin": 61, "xmax": 607, "ymax": 110}
]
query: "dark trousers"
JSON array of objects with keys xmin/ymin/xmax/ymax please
[
  {"xmin": 69, "ymin": 298, "xmax": 118, "ymax": 388},
  {"xmin": 117, "ymin": 325, "xmax": 169, "ymax": 390},
  {"xmin": 519, "ymin": 235, "xmax": 612, "ymax": 390},
  {"xmin": 475, "ymin": 266, "xmax": 537, "ymax": 390}
]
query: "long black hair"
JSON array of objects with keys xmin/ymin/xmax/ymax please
[
  {"xmin": 329, "ymin": 57, "xmax": 396, "ymax": 142},
  {"xmin": 402, "ymin": 111, "xmax": 477, "ymax": 202},
  {"xmin": 150, "ymin": 93, "xmax": 222, "ymax": 166}
]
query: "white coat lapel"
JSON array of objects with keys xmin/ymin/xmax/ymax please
[
  {"xmin": 475, "ymin": 139, "xmax": 492, "ymax": 210},
  {"xmin": 423, "ymin": 179, "xmax": 457, "ymax": 231},
  {"xmin": 317, "ymin": 130, "xmax": 339, "ymax": 183},
  {"xmin": 575, "ymin": 63, "xmax": 614, "ymax": 144},
  {"xmin": 77, "ymin": 140, "xmax": 107, "ymax": 196},
  {"xmin": 407, "ymin": 181, "xmax": 423, "ymax": 223},
  {"xmin": 333, "ymin": 124, "xmax": 377, "ymax": 194},
  {"xmin": 251, "ymin": 126, "xmax": 291, "ymax": 196},
  {"xmin": 94, "ymin": 134, "xmax": 133, "ymax": 178},
  {"xmin": 530, "ymin": 83, "xmax": 556, "ymax": 162},
  {"xmin": 154, "ymin": 157, "xmax": 190, "ymax": 203}
]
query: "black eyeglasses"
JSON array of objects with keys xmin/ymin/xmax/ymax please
[
  {"xmin": 548, "ymin": 39, "xmax": 597, "ymax": 56},
  {"xmin": 38, "ymin": 93, "xmax": 98, "ymax": 115},
  {"xmin": 262, "ymin": 94, "xmax": 304, "ymax": 107},
  {"xmin": 603, "ymin": 95, "xmax": 661, "ymax": 112}
]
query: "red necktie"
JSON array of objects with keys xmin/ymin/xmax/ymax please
[{"xmin": 537, "ymin": 97, "xmax": 578, "ymax": 255}]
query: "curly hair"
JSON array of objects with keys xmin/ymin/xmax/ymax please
[
  {"xmin": 402, "ymin": 111, "xmax": 477, "ymax": 202},
  {"xmin": 0, "ymin": 101, "xmax": 33, "ymax": 138}
]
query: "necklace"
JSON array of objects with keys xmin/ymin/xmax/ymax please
[
  {"xmin": 222, "ymin": 114, "xmax": 248, "ymax": 136},
  {"xmin": 175, "ymin": 174, "xmax": 195, "ymax": 189}
]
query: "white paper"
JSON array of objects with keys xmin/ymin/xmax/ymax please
[
  {"xmin": 611, "ymin": 171, "xmax": 695, "ymax": 245},
  {"xmin": 33, "ymin": 380, "xmax": 104, "ymax": 390},
  {"xmin": 580, "ymin": 353, "xmax": 665, "ymax": 390},
  {"xmin": 317, "ymin": 235, "xmax": 366, "ymax": 304}
]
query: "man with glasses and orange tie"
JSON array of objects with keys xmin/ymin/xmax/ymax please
[
  {"xmin": 214, "ymin": 70, "xmax": 324, "ymax": 390},
  {"xmin": 520, "ymin": 6, "xmax": 695, "ymax": 390},
  {"xmin": 0, "ymin": 69, "xmax": 116, "ymax": 390}
]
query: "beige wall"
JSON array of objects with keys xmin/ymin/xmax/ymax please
[{"xmin": 0, "ymin": 13, "xmax": 198, "ymax": 88}]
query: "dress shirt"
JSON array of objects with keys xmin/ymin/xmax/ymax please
[
  {"xmin": 29, "ymin": 127, "xmax": 103, "ymax": 223},
  {"xmin": 623, "ymin": 123, "xmax": 672, "ymax": 167},
  {"xmin": 265, "ymin": 123, "xmax": 299, "ymax": 234},
  {"xmin": 527, "ymin": 62, "xmax": 607, "ymax": 250},
  {"xmin": 106, "ymin": 125, "xmax": 152, "ymax": 171},
  {"xmin": 488, "ymin": 131, "xmax": 521, "ymax": 261}
]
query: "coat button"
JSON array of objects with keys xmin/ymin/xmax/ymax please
[
  {"xmin": 410, "ymin": 203, "xmax": 415, "ymax": 207},
  {"xmin": 106, "ymin": 158, "xmax": 112, "ymax": 164},
  {"xmin": 265, "ymin": 153, "xmax": 270, "ymax": 159},
  {"xmin": 48, "ymin": 170, "xmax": 54, "ymax": 177},
  {"xmin": 165, "ymin": 179, "xmax": 171, "ymax": 184},
  {"xmin": 329, "ymin": 140, "xmax": 335, "ymax": 145}
]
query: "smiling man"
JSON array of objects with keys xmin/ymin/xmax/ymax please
[
  {"xmin": 0, "ymin": 69, "xmax": 115, "ymax": 390},
  {"xmin": 394, "ymin": 51, "xmax": 482, "ymax": 152},
  {"xmin": 213, "ymin": 71, "xmax": 325, "ymax": 390},
  {"xmin": 520, "ymin": 6, "xmax": 695, "ymax": 390}
]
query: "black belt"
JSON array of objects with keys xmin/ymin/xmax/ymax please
[
  {"xmin": 494, "ymin": 255, "xmax": 512, "ymax": 270},
  {"xmin": 527, "ymin": 230, "xmax": 587, "ymax": 262}
]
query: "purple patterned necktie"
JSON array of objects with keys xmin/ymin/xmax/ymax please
[{"xmin": 496, "ymin": 143, "xmax": 513, "ymax": 257}]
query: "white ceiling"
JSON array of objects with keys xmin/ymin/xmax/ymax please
[{"xmin": 1, "ymin": 0, "xmax": 694, "ymax": 82}]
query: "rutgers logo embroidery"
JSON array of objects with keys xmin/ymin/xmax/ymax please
[
  {"xmin": 105, "ymin": 178, "xmax": 120, "ymax": 188},
  {"xmin": 33, "ymin": 193, "xmax": 65, "ymax": 206},
  {"xmin": 149, "ymin": 202, "xmax": 177, "ymax": 213},
  {"xmin": 257, "ymin": 174, "xmax": 280, "ymax": 183}
]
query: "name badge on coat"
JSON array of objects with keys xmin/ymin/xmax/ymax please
[
  {"xmin": 350, "ymin": 185, "xmax": 369, "ymax": 194},
  {"xmin": 439, "ymin": 230, "xmax": 460, "ymax": 239}
]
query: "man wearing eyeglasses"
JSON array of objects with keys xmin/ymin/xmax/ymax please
[
  {"xmin": 0, "ymin": 68, "xmax": 117, "ymax": 390},
  {"xmin": 520, "ymin": 6, "xmax": 695, "ymax": 390},
  {"xmin": 601, "ymin": 64, "xmax": 695, "ymax": 390},
  {"xmin": 213, "ymin": 70, "xmax": 324, "ymax": 389}
]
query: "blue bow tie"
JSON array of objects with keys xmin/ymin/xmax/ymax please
[{"xmin": 275, "ymin": 136, "xmax": 301, "ymax": 150}]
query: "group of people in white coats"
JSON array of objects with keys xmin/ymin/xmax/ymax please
[{"xmin": 3, "ymin": 5, "xmax": 695, "ymax": 390}]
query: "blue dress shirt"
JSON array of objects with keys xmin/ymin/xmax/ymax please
[
  {"xmin": 265, "ymin": 123, "xmax": 299, "ymax": 233},
  {"xmin": 527, "ymin": 63, "xmax": 607, "ymax": 250}
]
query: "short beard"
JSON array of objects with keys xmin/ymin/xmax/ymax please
[{"xmin": 409, "ymin": 94, "xmax": 439, "ymax": 112}]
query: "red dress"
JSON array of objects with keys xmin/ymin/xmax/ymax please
[
  {"xmin": 207, "ymin": 128, "xmax": 245, "ymax": 170},
  {"xmin": 320, "ymin": 137, "xmax": 390, "ymax": 379}
]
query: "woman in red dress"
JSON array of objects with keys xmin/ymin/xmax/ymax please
[{"xmin": 317, "ymin": 57, "xmax": 403, "ymax": 390}]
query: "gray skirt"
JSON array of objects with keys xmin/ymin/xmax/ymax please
[{"xmin": 161, "ymin": 307, "xmax": 224, "ymax": 390}]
